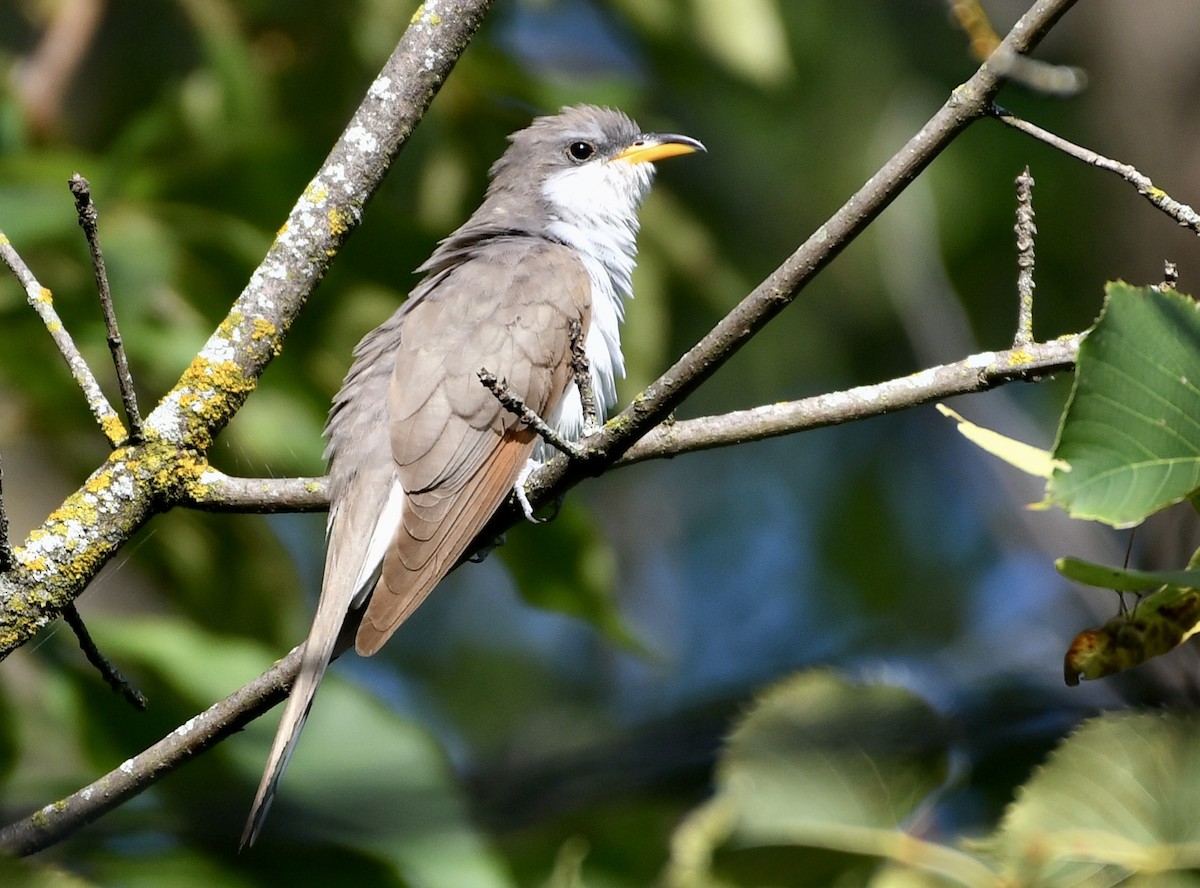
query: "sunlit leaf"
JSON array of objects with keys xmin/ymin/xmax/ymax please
[
  {"xmin": 937, "ymin": 404, "xmax": 1065, "ymax": 478},
  {"xmin": 1047, "ymin": 282, "xmax": 1200, "ymax": 528}
]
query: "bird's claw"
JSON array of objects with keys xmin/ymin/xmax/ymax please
[{"xmin": 513, "ymin": 461, "xmax": 543, "ymax": 523}]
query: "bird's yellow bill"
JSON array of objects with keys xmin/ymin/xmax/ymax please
[{"xmin": 614, "ymin": 136, "xmax": 705, "ymax": 165}]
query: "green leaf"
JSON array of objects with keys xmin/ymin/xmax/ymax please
[
  {"xmin": 1056, "ymin": 557, "xmax": 1200, "ymax": 592},
  {"xmin": 1047, "ymin": 282, "xmax": 1200, "ymax": 528},
  {"xmin": 987, "ymin": 711, "xmax": 1200, "ymax": 882},
  {"xmin": 666, "ymin": 672, "xmax": 990, "ymax": 887}
]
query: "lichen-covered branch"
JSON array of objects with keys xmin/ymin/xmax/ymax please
[
  {"xmin": 0, "ymin": 0, "xmax": 494, "ymax": 660},
  {"xmin": 145, "ymin": 0, "xmax": 494, "ymax": 451}
]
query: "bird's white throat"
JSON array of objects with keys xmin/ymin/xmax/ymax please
[{"xmin": 540, "ymin": 159, "xmax": 655, "ymax": 423}]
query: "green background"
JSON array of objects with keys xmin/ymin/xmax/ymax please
[{"xmin": 2, "ymin": 1, "xmax": 1199, "ymax": 884}]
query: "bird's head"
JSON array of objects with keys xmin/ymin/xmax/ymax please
[{"xmin": 486, "ymin": 104, "xmax": 705, "ymax": 232}]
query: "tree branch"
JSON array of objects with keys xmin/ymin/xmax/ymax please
[
  {"xmin": 186, "ymin": 335, "xmax": 1082, "ymax": 513},
  {"xmin": 618, "ymin": 337, "xmax": 1080, "ymax": 466}
]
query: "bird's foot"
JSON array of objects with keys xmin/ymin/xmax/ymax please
[{"xmin": 513, "ymin": 461, "xmax": 543, "ymax": 523}]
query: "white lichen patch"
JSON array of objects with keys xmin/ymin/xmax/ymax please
[
  {"xmin": 368, "ymin": 76, "xmax": 394, "ymax": 102},
  {"xmin": 964, "ymin": 350, "xmax": 997, "ymax": 369},
  {"xmin": 119, "ymin": 759, "xmax": 135, "ymax": 775},
  {"xmin": 325, "ymin": 162, "xmax": 348, "ymax": 185},
  {"xmin": 174, "ymin": 715, "xmax": 201, "ymax": 737},
  {"xmin": 200, "ymin": 338, "xmax": 237, "ymax": 364},
  {"xmin": 344, "ymin": 124, "xmax": 379, "ymax": 155}
]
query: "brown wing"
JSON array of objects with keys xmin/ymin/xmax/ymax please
[{"xmin": 355, "ymin": 239, "xmax": 592, "ymax": 654}]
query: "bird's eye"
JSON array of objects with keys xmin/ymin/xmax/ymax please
[{"xmin": 566, "ymin": 141, "xmax": 595, "ymax": 162}]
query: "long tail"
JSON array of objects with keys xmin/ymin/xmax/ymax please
[
  {"xmin": 239, "ymin": 618, "xmax": 340, "ymax": 849},
  {"xmin": 241, "ymin": 477, "xmax": 404, "ymax": 847}
]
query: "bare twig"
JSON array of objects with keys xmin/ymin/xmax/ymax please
[
  {"xmin": 61, "ymin": 604, "xmax": 148, "ymax": 711},
  {"xmin": 478, "ymin": 368, "xmax": 582, "ymax": 458},
  {"xmin": 69, "ymin": 173, "xmax": 144, "ymax": 443},
  {"xmin": 568, "ymin": 319, "xmax": 599, "ymax": 434},
  {"xmin": 0, "ymin": 231, "xmax": 125, "ymax": 446},
  {"xmin": 185, "ymin": 470, "xmax": 329, "ymax": 513},
  {"xmin": 1014, "ymin": 167, "xmax": 1037, "ymax": 347},
  {"xmin": 991, "ymin": 105, "xmax": 1200, "ymax": 234},
  {"xmin": 0, "ymin": 451, "xmax": 11, "ymax": 572}
]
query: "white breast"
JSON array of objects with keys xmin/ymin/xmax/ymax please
[{"xmin": 540, "ymin": 158, "xmax": 655, "ymax": 443}]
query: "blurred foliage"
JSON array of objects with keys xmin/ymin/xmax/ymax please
[{"xmin": 3, "ymin": 0, "xmax": 1200, "ymax": 886}]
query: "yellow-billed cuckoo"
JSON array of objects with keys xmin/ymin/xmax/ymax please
[{"xmin": 242, "ymin": 104, "xmax": 703, "ymax": 845}]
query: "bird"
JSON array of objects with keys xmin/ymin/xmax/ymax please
[{"xmin": 241, "ymin": 104, "xmax": 704, "ymax": 846}]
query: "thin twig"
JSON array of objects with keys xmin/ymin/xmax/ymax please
[
  {"xmin": 568, "ymin": 319, "xmax": 599, "ymax": 434},
  {"xmin": 0, "ymin": 231, "xmax": 124, "ymax": 446},
  {"xmin": 11, "ymin": 0, "xmax": 104, "ymax": 139},
  {"xmin": 991, "ymin": 105, "xmax": 1200, "ymax": 235},
  {"xmin": 185, "ymin": 470, "xmax": 329, "ymax": 513},
  {"xmin": 1014, "ymin": 167, "xmax": 1037, "ymax": 347},
  {"xmin": 478, "ymin": 368, "xmax": 582, "ymax": 458},
  {"xmin": 61, "ymin": 604, "xmax": 148, "ymax": 710},
  {"xmin": 1161, "ymin": 260, "xmax": 1179, "ymax": 290},
  {"xmin": 70, "ymin": 173, "xmax": 144, "ymax": 444},
  {"xmin": 0, "ymin": 450, "xmax": 11, "ymax": 572}
]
